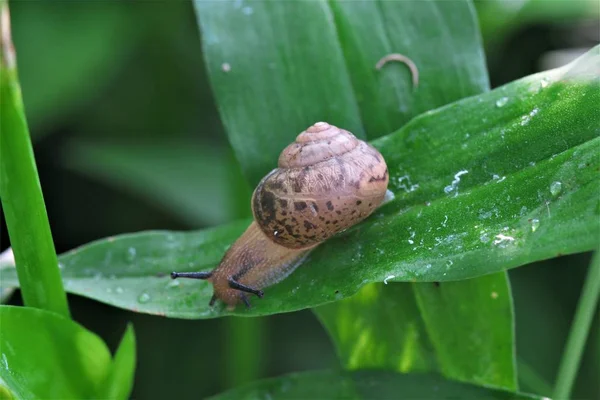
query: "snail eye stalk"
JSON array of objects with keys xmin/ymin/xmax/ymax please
[
  {"xmin": 208, "ymin": 295, "xmax": 217, "ymax": 307},
  {"xmin": 227, "ymin": 279, "xmax": 264, "ymax": 297},
  {"xmin": 170, "ymin": 271, "xmax": 212, "ymax": 280},
  {"xmin": 240, "ymin": 294, "xmax": 251, "ymax": 309}
]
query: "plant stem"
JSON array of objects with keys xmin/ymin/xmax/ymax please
[
  {"xmin": 553, "ymin": 250, "xmax": 600, "ymax": 399},
  {"xmin": 223, "ymin": 317, "xmax": 265, "ymax": 388},
  {"xmin": 0, "ymin": 3, "xmax": 70, "ymax": 318}
]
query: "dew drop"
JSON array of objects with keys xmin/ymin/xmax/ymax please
[
  {"xmin": 58, "ymin": 262, "xmax": 65, "ymax": 270},
  {"xmin": 530, "ymin": 218, "xmax": 540, "ymax": 232},
  {"xmin": 126, "ymin": 247, "xmax": 137, "ymax": 263},
  {"xmin": 540, "ymin": 78, "xmax": 550, "ymax": 88},
  {"xmin": 550, "ymin": 181, "xmax": 562, "ymax": 197},
  {"xmin": 115, "ymin": 286, "xmax": 124, "ymax": 294},
  {"xmin": 138, "ymin": 292, "xmax": 151, "ymax": 304},
  {"xmin": 479, "ymin": 232, "xmax": 491, "ymax": 243},
  {"xmin": 167, "ymin": 279, "xmax": 180, "ymax": 288},
  {"xmin": 493, "ymin": 233, "xmax": 515, "ymax": 247},
  {"xmin": 520, "ymin": 108, "xmax": 539, "ymax": 126},
  {"xmin": 383, "ymin": 189, "xmax": 396, "ymax": 204},
  {"xmin": 495, "ymin": 97, "xmax": 509, "ymax": 107},
  {"xmin": 519, "ymin": 206, "xmax": 528, "ymax": 216}
]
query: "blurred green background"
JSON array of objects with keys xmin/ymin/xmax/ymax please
[{"xmin": 1, "ymin": 1, "xmax": 598, "ymax": 398}]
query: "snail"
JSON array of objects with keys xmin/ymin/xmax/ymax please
[{"xmin": 171, "ymin": 122, "xmax": 389, "ymax": 309}]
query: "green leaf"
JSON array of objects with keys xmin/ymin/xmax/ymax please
[
  {"xmin": 1, "ymin": 47, "xmax": 598, "ymax": 319},
  {"xmin": 315, "ymin": 273, "xmax": 516, "ymax": 389},
  {"xmin": 98, "ymin": 324, "xmax": 137, "ymax": 400},
  {"xmin": 1, "ymin": 3, "xmax": 70, "ymax": 317},
  {"xmin": 195, "ymin": 0, "xmax": 488, "ymax": 185},
  {"xmin": 0, "ymin": 305, "xmax": 112, "ymax": 399},
  {"xmin": 329, "ymin": 0, "xmax": 489, "ymax": 138},
  {"xmin": 209, "ymin": 370, "xmax": 542, "ymax": 400},
  {"xmin": 62, "ymin": 138, "xmax": 251, "ymax": 226},
  {"xmin": 0, "ymin": 306, "xmax": 136, "ymax": 399}
]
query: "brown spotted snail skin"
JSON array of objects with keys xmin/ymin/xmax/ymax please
[{"xmin": 171, "ymin": 122, "xmax": 389, "ymax": 310}]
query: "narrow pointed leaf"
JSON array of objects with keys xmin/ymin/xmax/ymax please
[
  {"xmin": 98, "ymin": 324, "xmax": 136, "ymax": 400},
  {"xmin": 329, "ymin": 0, "xmax": 489, "ymax": 138}
]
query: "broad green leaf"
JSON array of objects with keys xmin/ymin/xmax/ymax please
[
  {"xmin": 329, "ymin": 0, "xmax": 489, "ymax": 138},
  {"xmin": 195, "ymin": 0, "xmax": 488, "ymax": 185},
  {"xmin": 315, "ymin": 1, "xmax": 502, "ymax": 388},
  {"xmin": 315, "ymin": 272, "xmax": 516, "ymax": 389},
  {"xmin": 0, "ymin": 306, "xmax": 111, "ymax": 399},
  {"xmin": 62, "ymin": 138, "xmax": 251, "ymax": 227},
  {"xmin": 209, "ymin": 370, "xmax": 541, "ymax": 400},
  {"xmin": 195, "ymin": 0, "xmax": 362, "ymax": 186},
  {"xmin": 98, "ymin": 324, "xmax": 137, "ymax": 400},
  {"xmin": 1, "ymin": 47, "xmax": 598, "ymax": 318}
]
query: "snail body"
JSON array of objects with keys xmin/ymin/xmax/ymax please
[{"xmin": 171, "ymin": 122, "xmax": 388, "ymax": 309}]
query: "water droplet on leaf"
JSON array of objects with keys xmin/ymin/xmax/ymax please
[
  {"xmin": 550, "ymin": 181, "xmax": 562, "ymax": 197},
  {"xmin": 530, "ymin": 219, "xmax": 540, "ymax": 232},
  {"xmin": 495, "ymin": 97, "xmax": 509, "ymax": 107},
  {"xmin": 126, "ymin": 247, "xmax": 137, "ymax": 263},
  {"xmin": 167, "ymin": 280, "xmax": 180, "ymax": 288},
  {"xmin": 138, "ymin": 292, "xmax": 151, "ymax": 304}
]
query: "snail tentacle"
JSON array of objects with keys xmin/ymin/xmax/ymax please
[
  {"xmin": 171, "ymin": 271, "xmax": 212, "ymax": 280},
  {"xmin": 228, "ymin": 279, "xmax": 264, "ymax": 298},
  {"xmin": 240, "ymin": 294, "xmax": 251, "ymax": 309}
]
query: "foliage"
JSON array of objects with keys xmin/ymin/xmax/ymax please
[{"xmin": 1, "ymin": 0, "xmax": 598, "ymax": 399}]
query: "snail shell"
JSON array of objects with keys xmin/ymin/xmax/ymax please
[
  {"xmin": 171, "ymin": 122, "xmax": 388, "ymax": 309},
  {"xmin": 253, "ymin": 122, "xmax": 389, "ymax": 249}
]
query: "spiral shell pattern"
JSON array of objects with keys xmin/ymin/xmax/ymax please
[{"xmin": 252, "ymin": 122, "xmax": 389, "ymax": 249}]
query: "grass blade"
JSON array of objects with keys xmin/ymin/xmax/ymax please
[
  {"xmin": 0, "ymin": 3, "xmax": 69, "ymax": 317},
  {"xmin": 553, "ymin": 249, "xmax": 600, "ymax": 399}
]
